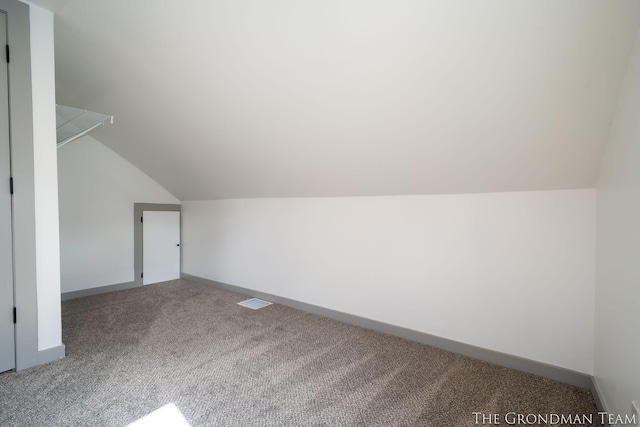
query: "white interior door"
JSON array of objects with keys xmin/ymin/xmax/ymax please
[
  {"xmin": 0, "ymin": 10, "xmax": 16, "ymax": 373},
  {"xmin": 143, "ymin": 211, "xmax": 180, "ymax": 285}
]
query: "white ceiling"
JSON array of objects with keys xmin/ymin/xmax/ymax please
[{"xmin": 37, "ymin": 0, "xmax": 640, "ymax": 200}]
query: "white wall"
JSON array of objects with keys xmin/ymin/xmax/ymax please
[
  {"xmin": 183, "ymin": 189, "xmax": 595, "ymax": 373},
  {"xmin": 30, "ymin": 4, "xmax": 61, "ymax": 352},
  {"xmin": 57, "ymin": 135, "xmax": 179, "ymax": 292},
  {"xmin": 595, "ymin": 28, "xmax": 640, "ymax": 415}
]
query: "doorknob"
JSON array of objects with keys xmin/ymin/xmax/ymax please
[{"xmin": 176, "ymin": 244, "xmax": 180, "ymax": 246}]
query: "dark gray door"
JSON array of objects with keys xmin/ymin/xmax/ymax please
[{"xmin": 0, "ymin": 9, "xmax": 16, "ymax": 373}]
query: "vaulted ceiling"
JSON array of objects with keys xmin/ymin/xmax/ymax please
[{"xmin": 31, "ymin": 0, "xmax": 640, "ymax": 200}]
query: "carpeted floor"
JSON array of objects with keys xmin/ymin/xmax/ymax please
[{"xmin": 0, "ymin": 279, "xmax": 600, "ymax": 426}]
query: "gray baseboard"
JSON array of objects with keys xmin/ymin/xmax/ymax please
[
  {"xmin": 61, "ymin": 281, "xmax": 139, "ymax": 301},
  {"xmin": 182, "ymin": 273, "xmax": 592, "ymax": 390},
  {"xmin": 591, "ymin": 377, "xmax": 609, "ymax": 420},
  {"xmin": 37, "ymin": 344, "xmax": 65, "ymax": 365}
]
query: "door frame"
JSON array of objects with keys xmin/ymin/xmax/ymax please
[
  {"xmin": 133, "ymin": 203, "xmax": 181, "ymax": 287},
  {"xmin": 0, "ymin": 8, "xmax": 15, "ymax": 373},
  {"xmin": 1, "ymin": 0, "xmax": 48, "ymax": 371}
]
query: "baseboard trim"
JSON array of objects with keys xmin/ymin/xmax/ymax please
[
  {"xmin": 37, "ymin": 344, "xmax": 65, "ymax": 365},
  {"xmin": 591, "ymin": 377, "xmax": 609, "ymax": 418},
  {"xmin": 61, "ymin": 281, "xmax": 139, "ymax": 301},
  {"xmin": 181, "ymin": 273, "xmax": 592, "ymax": 389}
]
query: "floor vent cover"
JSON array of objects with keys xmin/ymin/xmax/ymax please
[{"xmin": 238, "ymin": 298, "xmax": 273, "ymax": 310}]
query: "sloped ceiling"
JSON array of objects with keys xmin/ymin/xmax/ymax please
[{"xmin": 34, "ymin": 0, "xmax": 640, "ymax": 200}]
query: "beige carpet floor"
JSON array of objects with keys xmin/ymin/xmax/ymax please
[{"xmin": 0, "ymin": 279, "xmax": 600, "ymax": 426}]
